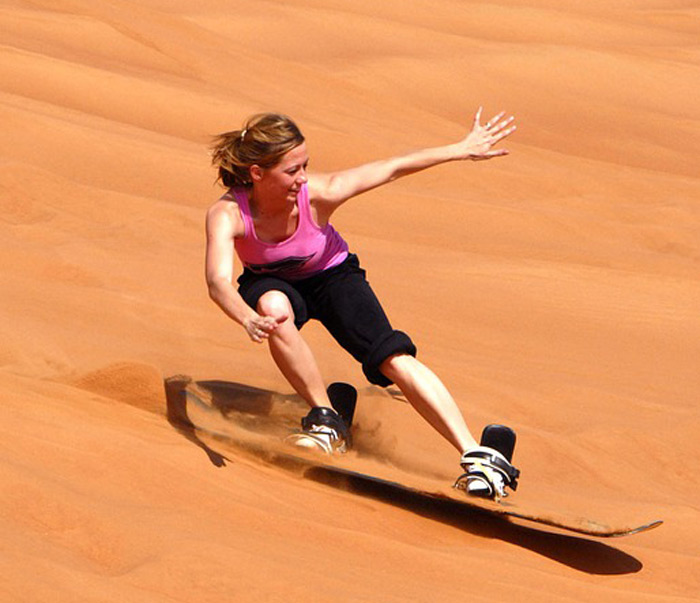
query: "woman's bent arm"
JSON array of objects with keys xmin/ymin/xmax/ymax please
[{"xmin": 205, "ymin": 203, "xmax": 283, "ymax": 343}]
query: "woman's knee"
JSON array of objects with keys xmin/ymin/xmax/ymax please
[
  {"xmin": 361, "ymin": 330, "xmax": 417, "ymax": 386},
  {"xmin": 380, "ymin": 353, "xmax": 416, "ymax": 380},
  {"xmin": 257, "ymin": 290, "xmax": 295, "ymax": 323}
]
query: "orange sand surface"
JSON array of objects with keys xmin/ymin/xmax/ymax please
[{"xmin": 1, "ymin": 1, "xmax": 699, "ymax": 601}]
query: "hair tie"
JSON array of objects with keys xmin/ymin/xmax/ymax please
[{"xmin": 240, "ymin": 128, "xmax": 248, "ymax": 141}]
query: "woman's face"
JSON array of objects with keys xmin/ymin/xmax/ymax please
[{"xmin": 252, "ymin": 142, "xmax": 309, "ymax": 204}]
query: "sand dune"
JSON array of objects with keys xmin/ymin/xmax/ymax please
[{"xmin": 1, "ymin": 1, "xmax": 699, "ymax": 601}]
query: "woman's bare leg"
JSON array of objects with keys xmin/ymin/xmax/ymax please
[
  {"xmin": 380, "ymin": 354, "xmax": 477, "ymax": 454},
  {"xmin": 257, "ymin": 291, "xmax": 330, "ymax": 408}
]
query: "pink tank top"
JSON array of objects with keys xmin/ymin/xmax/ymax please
[{"xmin": 232, "ymin": 184, "xmax": 349, "ymax": 281}]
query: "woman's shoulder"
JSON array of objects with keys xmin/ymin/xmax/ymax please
[
  {"xmin": 207, "ymin": 191, "xmax": 245, "ymax": 238},
  {"xmin": 306, "ymin": 173, "xmax": 332, "ymax": 203}
]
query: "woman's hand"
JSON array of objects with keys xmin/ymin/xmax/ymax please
[
  {"xmin": 453, "ymin": 107, "xmax": 516, "ymax": 161},
  {"xmin": 242, "ymin": 313, "xmax": 286, "ymax": 343}
]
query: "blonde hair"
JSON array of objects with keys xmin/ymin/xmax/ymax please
[{"xmin": 210, "ymin": 113, "xmax": 305, "ymax": 187}]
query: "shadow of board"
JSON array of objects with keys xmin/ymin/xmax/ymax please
[
  {"xmin": 163, "ymin": 377, "xmax": 645, "ymax": 575},
  {"xmin": 305, "ymin": 466, "xmax": 644, "ymax": 575}
]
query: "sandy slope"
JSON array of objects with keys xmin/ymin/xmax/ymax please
[{"xmin": 1, "ymin": 0, "xmax": 699, "ymax": 600}]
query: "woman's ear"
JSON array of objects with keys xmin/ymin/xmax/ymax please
[{"xmin": 249, "ymin": 165, "xmax": 263, "ymax": 182}]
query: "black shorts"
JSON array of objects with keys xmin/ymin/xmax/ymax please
[{"xmin": 237, "ymin": 253, "xmax": 416, "ymax": 386}]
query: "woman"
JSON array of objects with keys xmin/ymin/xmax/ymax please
[{"xmin": 205, "ymin": 109, "xmax": 519, "ymax": 499}]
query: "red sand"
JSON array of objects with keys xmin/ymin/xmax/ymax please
[{"xmin": 1, "ymin": 1, "xmax": 698, "ymax": 600}]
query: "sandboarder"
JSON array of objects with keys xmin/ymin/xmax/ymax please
[{"xmin": 205, "ymin": 109, "xmax": 519, "ymax": 499}]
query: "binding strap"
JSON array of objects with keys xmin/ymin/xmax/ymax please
[{"xmin": 461, "ymin": 447, "xmax": 520, "ymax": 490}]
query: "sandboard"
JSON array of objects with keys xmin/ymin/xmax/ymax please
[
  {"xmin": 173, "ymin": 378, "xmax": 663, "ymax": 539},
  {"xmin": 275, "ymin": 453, "xmax": 663, "ymax": 538}
]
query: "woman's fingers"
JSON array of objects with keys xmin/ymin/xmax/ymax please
[
  {"xmin": 469, "ymin": 109, "xmax": 516, "ymax": 145},
  {"xmin": 489, "ymin": 115, "xmax": 515, "ymax": 134},
  {"xmin": 480, "ymin": 112, "xmax": 516, "ymax": 152},
  {"xmin": 261, "ymin": 315, "xmax": 286, "ymax": 331},
  {"xmin": 473, "ymin": 106, "xmax": 483, "ymax": 128},
  {"xmin": 246, "ymin": 314, "xmax": 288, "ymax": 343},
  {"xmin": 484, "ymin": 111, "xmax": 506, "ymax": 130},
  {"xmin": 492, "ymin": 122, "xmax": 517, "ymax": 142}
]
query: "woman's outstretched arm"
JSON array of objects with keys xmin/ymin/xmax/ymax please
[{"xmin": 309, "ymin": 108, "xmax": 516, "ymax": 212}]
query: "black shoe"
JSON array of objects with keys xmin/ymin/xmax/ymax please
[{"xmin": 286, "ymin": 406, "xmax": 349, "ymax": 454}]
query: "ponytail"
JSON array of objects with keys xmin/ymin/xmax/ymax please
[{"xmin": 210, "ymin": 113, "xmax": 305, "ymax": 188}]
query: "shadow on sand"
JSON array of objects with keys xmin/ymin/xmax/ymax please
[
  {"xmin": 163, "ymin": 376, "xmax": 644, "ymax": 575},
  {"xmin": 164, "ymin": 375, "xmax": 231, "ymax": 467},
  {"xmin": 304, "ymin": 465, "xmax": 644, "ymax": 575}
]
